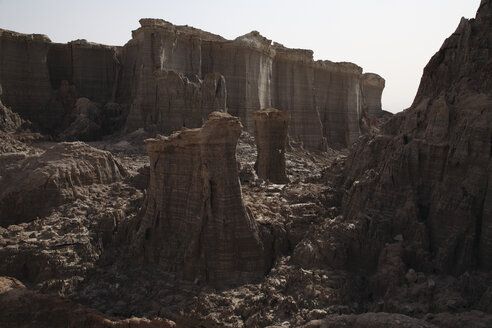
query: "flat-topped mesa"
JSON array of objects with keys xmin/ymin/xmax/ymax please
[
  {"xmin": 253, "ymin": 108, "xmax": 290, "ymax": 184},
  {"xmin": 362, "ymin": 73, "xmax": 385, "ymax": 117},
  {"xmin": 132, "ymin": 112, "xmax": 265, "ymax": 284}
]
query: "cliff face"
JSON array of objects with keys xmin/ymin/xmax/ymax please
[
  {"xmin": 361, "ymin": 73, "xmax": 385, "ymax": 118},
  {"xmin": 314, "ymin": 61, "xmax": 363, "ymax": 147},
  {"xmin": 131, "ymin": 112, "xmax": 265, "ymax": 283},
  {"xmin": 0, "ymin": 30, "xmax": 52, "ymax": 126},
  {"xmin": 0, "ymin": 19, "xmax": 384, "ymax": 148},
  {"xmin": 338, "ymin": 0, "xmax": 492, "ymax": 274},
  {"xmin": 0, "ymin": 30, "xmax": 121, "ymax": 135},
  {"xmin": 201, "ymin": 31, "xmax": 274, "ymax": 131},
  {"xmin": 47, "ymin": 40, "xmax": 120, "ymax": 103}
]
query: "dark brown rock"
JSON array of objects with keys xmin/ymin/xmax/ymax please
[
  {"xmin": 0, "ymin": 30, "xmax": 52, "ymax": 126},
  {"xmin": 124, "ymin": 70, "xmax": 227, "ymax": 134},
  {"xmin": 0, "ymin": 142, "xmax": 127, "ymax": 226},
  {"xmin": 362, "ymin": 73, "xmax": 386, "ymax": 118},
  {"xmin": 338, "ymin": 0, "xmax": 492, "ymax": 274},
  {"xmin": 253, "ymin": 108, "xmax": 290, "ymax": 183},
  {"xmin": 0, "ymin": 276, "xmax": 175, "ymax": 328},
  {"xmin": 131, "ymin": 112, "xmax": 265, "ymax": 283},
  {"xmin": 314, "ymin": 61, "xmax": 364, "ymax": 147}
]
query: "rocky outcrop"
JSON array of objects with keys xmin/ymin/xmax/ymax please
[
  {"xmin": 0, "ymin": 142, "xmax": 127, "ymax": 226},
  {"xmin": 334, "ymin": 0, "xmax": 492, "ymax": 274},
  {"xmin": 131, "ymin": 112, "xmax": 265, "ymax": 283},
  {"xmin": 362, "ymin": 73, "xmax": 385, "ymax": 118},
  {"xmin": 0, "ymin": 101, "xmax": 25, "ymax": 133},
  {"xmin": 253, "ymin": 108, "xmax": 290, "ymax": 183}
]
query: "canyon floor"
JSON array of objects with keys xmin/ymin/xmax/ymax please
[{"xmin": 1, "ymin": 127, "xmax": 491, "ymax": 328}]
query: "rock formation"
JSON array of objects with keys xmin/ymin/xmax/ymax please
[
  {"xmin": 0, "ymin": 19, "xmax": 385, "ymax": 148},
  {"xmin": 361, "ymin": 73, "xmax": 385, "ymax": 118},
  {"xmin": 201, "ymin": 31, "xmax": 274, "ymax": 131},
  {"xmin": 0, "ymin": 30, "xmax": 52, "ymax": 127},
  {"xmin": 314, "ymin": 61, "xmax": 363, "ymax": 147},
  {"xmin": 131, "ymin": 112, "xmax": 265, "ymax": 283},
  {"xmin": 0, "ymin": 142, "xmax": 127, "ymax": 226},
  {"xmin": 253, "ymin": 108, "xmax": 290, "ymax": 183},
  {"xmin": 47, "ymin": 40, "xmax": 120, "ymax": 103},
  {"xmin": 0, "ymin": 99, "xmax": 25, "ymax": 133},
  {"xmin": 321, "ymin": 0, "xmax": 492, "ymax": 275},
  {"xmin": 123, "ymin": 70, "xmax": 227, "ymax": 134},
  {"xmin": 0, "ymin": 277, "xmax": 175, "ymax": 327}
]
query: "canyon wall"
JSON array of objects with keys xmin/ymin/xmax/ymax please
[
  {"xmin": 0, "ymin": 19, "xmax": 385, "ymax": 148},
  {"xmin": 0, "ymin": 29, "xmax": 120, "ymax": 134},
  {"xmin": 336, "ymin": 0, "xmax": 492, "ymax": 274},
  {"xmin": 0, "ymin": 30, "xmax": 52, "ymax": 126}
]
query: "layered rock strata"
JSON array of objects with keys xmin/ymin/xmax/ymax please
[
  {"xmin": 132, "ymin": 112, "xmax": 265, "ymax": 283},
  {"xmin": 0, "ymin": 30, "xmax": 52, "ymax": 126},
  {"xmin": 47, "ymin": 40, "xmax": 120, "ymax": 103},
  {"xmin": 0, "ymin": 30, "xmax": 120, "ymax": 133},
  {"xmin": 0, "ymin": 19, "xmax": 384, "ymax": 148},
  {"xmin": 361, "ymin": 73, "xmax": 385, "ymax": 118},
  {"xmin": 314, "ymin": 61, "xmax": 363, "ymax": 146},
  {"xmin": 253, "ymin": 108, "xmax": 290, "ymax": 183},
  {"xmin": 0, "ymin": 142, "xmax": 127, "ymax": 226},
  {"xmin": 201, "ymin": 31, "xmax": 274, "ymax": 131},
  {"xmin": 335, "ymin": 0, "xmax": 492, "ymax": 274},
  {"xmin": 123, "ymin": 70, "xmax": 227, "ymax": 134}
]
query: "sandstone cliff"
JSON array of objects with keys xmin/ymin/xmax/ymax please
[
  {"xmin": 335, "ymin": 0, "xmax": 492, "ymax": 274},
  {"xmin": 131, "ymin": 112, "xmax": 265, "ymax": 283}
]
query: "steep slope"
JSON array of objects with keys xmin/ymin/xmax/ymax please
[{"xmin": 339, "ymin": 0, "xmax": 492, "ymax": 274}]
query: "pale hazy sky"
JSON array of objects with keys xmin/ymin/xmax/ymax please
[{"xmin": 0, "ymin": 0, "xmax": 482, "ymax": 113}]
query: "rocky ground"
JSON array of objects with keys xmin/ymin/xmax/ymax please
[{"xmin": 1, "ymin": 126, "xmax": 491, "ymax": 327}]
